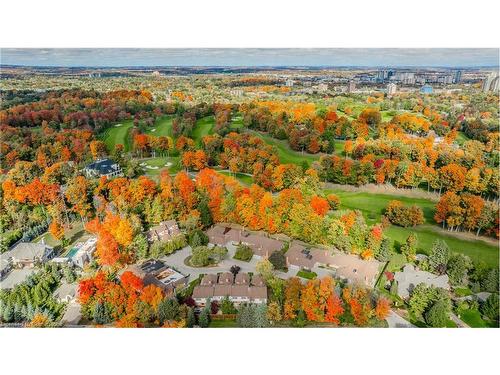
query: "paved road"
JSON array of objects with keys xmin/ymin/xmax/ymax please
[{"xmin": 386, "ymin": 310, "xmax": 416, "ymax": 328}]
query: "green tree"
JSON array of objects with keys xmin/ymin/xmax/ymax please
[
  {"xmin": 186, "ymin": 307, "xmax": 196, "ymax": 328},
  {"xmin": 93, "ymin": 302, "xmax": 112, "ymax": 325},
  {"xmin": 482, "ymin": 269, "xmax": 499, "ymax": 293},
  {"xmin": 158, "ymin": 298, "xmax": 180, "ymax": 324},
  {"xmin": 480, "ymin": 293, "xmax": 499, "ymax": 322},
  {"xmin": 268, "ymin": 251, "xmax": 287, "ymax": 270},
  {"xmin": 425, "ymin": 300, "xmax": 449, "ymax": 328},
  {"xmin": 130, "ymin": 233, "xmax": 149, "ymax": 259},
  {"xmin": 198, "ymin": 197, "xmax": 213, "ymax": 228},
  {"xmin": 428, "ymin": 240, "xmax": 450, "ymax": 275},
  {"xmin": 188, "ymin": 229, "xmax": 209, "ymax": 247},
  {"xmin": 375, "ymin": 237, "xmax": 392, "ymax": 262},
  {"xmin": 220, "ymin": 296, "xmax": 237, "ymax": 314},
  {"xmin": 255, "ymin": 304, "xmax": 269, "ymax": 327},
  {"xmin": 199, "ymin": 305, "xmax": 211, "ymax": 328},
  {"xmin": 400, "ymin": 233, "xmax": 417, "ymax": 261},
  {"xmin": 447, "ymin": 254, "xmax": 472, "ymax": 286},
  {"xmin": 234, "ymin": 244, "xmax": 253, "ymax": 262}
]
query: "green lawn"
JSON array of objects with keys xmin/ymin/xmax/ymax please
[
  {"xmin": 100, "ymin": 120, "xmax": 134, "ymax": 152},
  {"xmin": 297, "ymin": 270, "xmax": 318, "ymax": 280},
  {"xmin": 231, "ymin": 116, "xmax": 244, "ymax": 129},
  {"xmin": 248, "ymin": 130, "xmax": 321, "ymax": 166},
  {"xmin": 458, "ymin": 308, "xmax": 497, "ymax": 328},
  {"xmin": 192, "ymin": 116, "xmax": 215, "ymax": 145},
  {"xmin": 208, "ymin": 319, "xmax": 238, "ymax": 328},
  {"xmin": 326, "ymin": 189, "xmax": 499, "ymax": 268},
  {"xmin": 139, "ymin": 156, "xmax": 181, "ymax": 175},
  {"xmin": 144, "ymin": 115, "xmax": 174, "ymax": 137},
  {"xmin": 218, "ymin": 171, "xmax": 253, "ymax": 185}
]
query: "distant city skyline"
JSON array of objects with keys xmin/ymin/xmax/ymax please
[{"xmin": 1, "ymin": 48, "xmax": 499, "ymax": 68}]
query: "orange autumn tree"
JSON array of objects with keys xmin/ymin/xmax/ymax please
[
  {"xmin": 310, "ymin": 195, "xmax": 330, "ymax": 216},
  {"xmin": 48, "ymin": 220, "xmax": 65, "ymax": 240},
  {"xmin": 375, "ymin": 297, "xmax": 391, "ymax": 320}
]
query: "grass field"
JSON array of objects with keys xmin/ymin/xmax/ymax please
[
  {"xmin": 457, "ymin": 308, "xmax": 497, "ymax": 328},
  {"xmin": 326, "ymin": 189, "xmax": 499, "ymax": 267},
  {"xmin": 144, "ymin": 115, "xmax": 174, "ymax": 137},
  {"xmin": 100, "ymin": 120, "xmax": 134, "ymax": 152},
  {"xmin": 192, "ymin": 116, "xmax": 215, "ymax": 145},
  {"xmin": 218, "ymin": 171, "xmax": 253, "ymax": 185},
  {"xmin": 139, "ymin": 156, "xmax": 181, "ymax": 175},
  {"xmin": 231, "ymin": 115, "xmax": 244, "ymax": 129},
  {"xmin": 208, "ymin": 319, "xmax": 238, "ymax": 328}
]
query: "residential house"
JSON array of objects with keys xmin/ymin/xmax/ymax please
[
  {"xmin": 394, "ymin": 264, "xmax": 450, "ymax": 299},
  {"xmin": 53, "ymin": 282, "xmax": 78, "ymax": 303},
  {"xmin": 286, "ymin": 242, "xmax": 381, "ymax": 287},
  {"xmin": 70, "ymin": 237, "xmax": 97, "ymax": 268},
  {"xmin": 119, "ymin": 259, "xmax": 188, "ymax": 295},
  {"xmin": 146, "ymin": 220, "xmax": 180, "ymax": 243},
  {"xmin": 83, "ymin": 158, "xmax": 123, "ymax": 179},
  {"xmin": 4, "ymin": 241, "xmax": 54, "ymax": 268},
  {"xmin": 192, "ymin": 272, "xmax": 268, "ymax": 306}
]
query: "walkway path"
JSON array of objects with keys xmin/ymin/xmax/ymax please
[
  {"xmin": 449, "ymin": 311, "xmax": 470, "ymax": 328},
  {"xmin": 385, "ymin": 310, "xmax": 416, "ymax": 328}
]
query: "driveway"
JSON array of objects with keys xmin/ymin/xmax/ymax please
[{"xmin": 386, "ymin": 310, "xmax": 415, "ymax": 328}]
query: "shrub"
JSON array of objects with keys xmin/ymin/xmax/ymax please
[
  {"xmin": 428, "ymin": 240, "xmax": 450, "ymax": 275},
  {"xmin": 234, "ymin": 244, "xmax": 253, "ymax": 262},
  {"xmin": 326, "ymin": 194, "xmax": 341, "ymax": 210},
  {"xmin": 480, "ymin": 293, "xmax": 499, "ymax": 322},
  {"xmin": 385, "ymin": 200, "xmax": 424, "ymax": 227},
  {"xmin": 268, "ymin": 251, "xmax": 287, "ymax": 270},
  {"xmin": 425, "ymin": 300, "xmax": 449, "ymax": 327},
  {"xmin": 188, "ymin": 229, "xmax": 209, "ymax": 247}
]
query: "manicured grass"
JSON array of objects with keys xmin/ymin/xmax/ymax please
[
  {"xmin": 248, "ymin": 130, "xmax": 321, "ymax": 166},
  {"xmin": 144, "ymin": 115, "xmax": 174, "ymax": 137},
  {"xmin": 458, "ymin": 308, "xmax": 497, "ymax": 328},
  {"xmin": 297, "ymin": 270, "xmax": 318, "ymax": 279},
  {"xmin": 231, "ymin": 116, "xmax": 244, "ymax": 129},
  {"xmin": 192, "ymin": 116, "xmax": 215, "ymax": 145},
  {"xmin": 208, "ymin": 319, "xmax": 238, "ymax": 328},
  {"xmin": 218, "ymin": 171, "xmax": 253, "ymax": 185},
  {"xmin": 139, "ymin": 156, "xmax": 181, "ymax": 175},
  {"xmin": 100, "ymin": 120, "xmax": 134, "ymax": 152},
  {"xmin": 326, "ymin": 189, "xmax": 499, "ymax": 268}
]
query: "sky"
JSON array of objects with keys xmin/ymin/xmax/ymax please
[{"xmin": 1, "ymin": 48, "xmax": 498, "ymax": 67}]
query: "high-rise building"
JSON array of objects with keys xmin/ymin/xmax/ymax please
[
  {"xmin": 482, "ymin": 72, "xmax": 499, "ymax": 92},
  {"xmin": 347, "ymin": 81, "xmax": 356, "ymax": 93},
  {"xmin": 386, "ymin": 83, "xmax": 397, "ymax": 96},
  {"xmin": 453, "ymin": 70, "xmax": 462, "ymax": 84}
]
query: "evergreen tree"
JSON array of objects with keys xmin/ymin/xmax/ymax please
[
  {"xmin": 93, "ymin": 302, "xmax": 112, "ymax": 324},
  {"xmin": 255, "ymin": 304, "xmax": 269, "ymax": 327},
  {"xmin": 186, "ymin": 307, "xmax": 196, "ymax": 328},
  {"xmin": 480, "ymin": 293, "xmax": 499, "ymax": 322},
  {"xmin": 199, "ymin": 305, "xmax": 211, "ymax": 328},
  {"xmin": 400, "ymin": 233, "xmax": 417, "ymax": 261},
  {"xmin": 376, "ymin": 237, "xmax": 392, "ymax": 262},
  {"xmin": 425, "ymin": 300, "xmax": 449, "ymax": 328},
  {"xmin": 2, "ymin": 304, "xmax": 13, "ymax": 323},
  {"xmin": 130, "ymin": 233, "xmax": 149, "ymax": 259},
  {"xmin": 158, "ymin": 298, "xmax": 180, "ymax": 324},
  {"xmin": 198, "ymin": 197, "xmax": 213, "ymax": 228},
  {"xmin": 429, "ymin": 240, "xmax": 450, "ymax": 274}
]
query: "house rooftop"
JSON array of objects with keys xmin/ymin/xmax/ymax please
[
  {"xmin": 394, "ymin": 264, "xmax": 450, "ymax": 299},
  {"xmin": 85, "ymin": 158, "xmax": 120, "ymax": 175},
  {"xmin": 5, "ymin": 242, "xmax": 53, "ymax": 261},
  {"xmin": 0, "ymin": 268, "xmax": 37, "ymax": 290}
]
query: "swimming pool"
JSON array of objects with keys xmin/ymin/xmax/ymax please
[{"xmin": 66, "ymin": 247, "xmax": 79, "ymax": 258}]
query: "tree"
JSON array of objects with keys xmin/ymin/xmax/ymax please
[
  {"xmin": 375, "ymin": 297, "xmax": 391, "ymax": 320},
  {"xmin": 130, "ymin": 233, "xmax": 149, "ymax": 259},
  {"xmin": 482, "ymin": 269, "xmax": 499, "ymax": 293},
  {"xmin": 375, "ymin": 237, "xmax": 392, "ymax": 262},
  {"xmin": 428, "ymin": 240, "xmax": 450, "ymax": 275},
  {"xmin": 447, "ymin": 254, "xmax": 472, "ymax": 286},
  {"xmin": 198, "ymin": 197, "xmax": 213, "ymax": 228},
  {"xmin": 186, "ymin": 307, "xmax": 196, "ymax": 327},
  {"xmin": 400, "ymin": 233, "xmax": 417, "ymax": 261},
  {"xmin": 220, "ymin": 296, "xmax": 237, "ymax": 314},
  {"xmin": 93, "ymin": 302, "xmax": 112, "ymax": 324},
  {"xmin": 480, "ymin": 293, "xmax": 499, "ymax": 322},
  {"xmin": 48, "ymin": 220, "xmax": 65, "ymax": 240},
  {"xmin": 188, "ymin": 229, "xmax": 209, "ymax": 247},
  {"xmin": 425, "ymin": 300, "xmax": 449, "ymax": 328},
  {"xmin": 158, "ymin": 298, "xmax": 180, "ymax": 324},
  {"xmin": 255, "ymin": 259, "xmax": 274, "ymax": 281},
  {"xmin": 96, "ymin": 230, "xmax": 120, "ymax": 266},
  {"xmin": 268, "ymin": 251, "xmax": 286, "ymax": 270},
  {"xmin": 199, "ymin": 305, "xmax": 211, "ymax": 328},
  {"xmin": 234, "ymin": 244, "xmax": 253, "ymax": 262},
  {"xmin": 267, "ymin": 301, "xmax": 283, "ymax": 323}
]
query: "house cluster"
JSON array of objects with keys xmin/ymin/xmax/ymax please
[
  {"xmin": 146, "ymin": 220, "xmax": 181, "ymax": 243},
  {"xmin": 83, "ymin": 158, "xmax": 123, "ymax": 179},
  {"xmin": 206, "ymin": 223, "xmax": 283, "ymax": 258},
  {"xmin": 192, "ymin": 272, "xmax": 267, "ymax": 306},
  {"xmin": 286, "ymin": 242, "xmax": 381, "ymax": 287},
  {"xmin": 1, "ymin": 241, "xmax": 55, "ymax": 290},
  {"xmin": 394, "ymin": 264, "xmax": 450, "ymax": 299},
  {"xmin": 120, "ymin": 259, "xmax": 188, "ymax": 295}
]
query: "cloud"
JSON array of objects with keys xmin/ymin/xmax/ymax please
[{"xmin": 1, "ymin": 48, "xmax": 498, "ymax": 67}]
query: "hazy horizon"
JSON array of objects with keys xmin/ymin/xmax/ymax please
[{"xmin": 1, "ymin": 48, "xmax": 499, "ymax": 68}]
